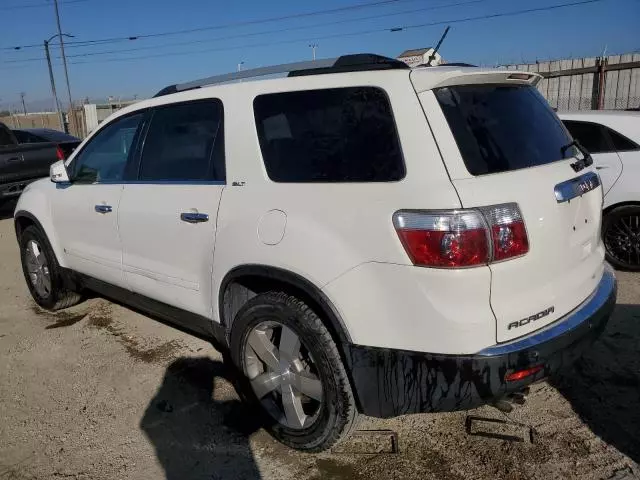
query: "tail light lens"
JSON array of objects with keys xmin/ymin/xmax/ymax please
[
  {"xmin": 55, "ymin": 145, "xmax": 65, "ymax": 161},
  {"xmin": 482, "ymin": 203, "xmax": 529, "ymax": 262},
  {"xmin": 393, "ymin": 211, "xmax": 489, "ymax": 268},
  {"xmin": 393, "ymin": 203, "xmax": 528, "ymax": 268}
]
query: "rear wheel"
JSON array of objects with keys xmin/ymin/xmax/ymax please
[
  {"xmin": 603, "ymin": 206, "xmax": 640, "ymax": 271},
  {"xmin": 19, "ymin": 225, "xmax": 82, "ymax": 310},
  {"xmin": 229, "ymin": 291, "xmax": 358, "ymax": 452}
]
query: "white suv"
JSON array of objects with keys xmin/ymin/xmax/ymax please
[
  {"xmin": 559, "ymin": 111, "xmax": 640, "ymax": 271},
  {"xmin": 14, "ymin": 54, "xmax": 616, "ymax": 452}
]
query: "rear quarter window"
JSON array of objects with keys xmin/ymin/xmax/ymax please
[
  {"xmin": 253, "ymin": 87, "xmax": 405, "ymax": 182},
  {"xmin": 435, "ymin": 85, "xmax": 574, "ymax": 176}
]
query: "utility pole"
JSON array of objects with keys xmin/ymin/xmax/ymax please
[
  {"xmin": 309, "ymin": 43, "xmax": 318, "ymax": 61},
  {"xmin": 20, "ymin": 92, "xmax": 27, "ymax": 115},
  {"xmin": 44, "ymin": 39, "xmax": 65, "ymax": 131},
  {"xmin": 53, "ymin": 0, "xmax": 77, "ymax": 134}
]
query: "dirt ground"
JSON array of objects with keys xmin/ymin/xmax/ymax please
[{"xmin": 0, "ymin": 198, "xmax": 639, "ymax": 480}]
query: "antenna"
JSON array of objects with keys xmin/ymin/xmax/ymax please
[{"xmin": 426, "ymin": 26, "xmax": 450, "ymax": 66}]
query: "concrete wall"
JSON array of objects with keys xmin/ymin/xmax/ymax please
[
  {"xmin": 1, "ymin": 112, "xmax": 64, "ymax": 131},
  {"xmin": 1, "ymin": 109, "xmax": 86, "ymax": 138}
]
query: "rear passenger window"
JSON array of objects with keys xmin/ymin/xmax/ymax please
[
  {"xmin": 254, "ymin": 87, "xmax": 405, "ymax": 182},
  {"xmin": 139, "ymin": 100, "xmax": 224, "ymax": 182},
  {"xmin": 607, "ymin": 127, "xmax": 639, "ymax": 151},
  {"xmin": 562, "ymin": 121, "xmax": 612, "ymax": 154}
]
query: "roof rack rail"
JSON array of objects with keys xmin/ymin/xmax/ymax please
[
  {"xmin": 414, "ymin": 62, "xmax": 477, "ymax": 68},
  {"xmin": 153, "ymin": 53, "xmax": 409, "ymax": 98}
]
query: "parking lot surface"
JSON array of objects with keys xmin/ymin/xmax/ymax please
[{"xmin": 0, "ymin": 199, "xmax": 639, "ymax": 480}]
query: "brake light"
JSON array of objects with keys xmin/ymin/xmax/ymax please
[
  {"xmin": 393, "ymin": 211, "xmax": 489, "ymax": 268},
  {"xmin": 55, "ymin": 145, "xmax": 65, "ymax": 161},
  {"xmin": 393, "ymin": 203, "xmax": 528, "ymax": 268}
]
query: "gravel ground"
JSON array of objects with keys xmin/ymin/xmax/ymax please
[{"xmin": 0, "ymin": 199, "xmax": 638, "ymax": 480}]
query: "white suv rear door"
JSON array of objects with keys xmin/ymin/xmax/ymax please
[
  {"xmin": 52, "ymin": 112, "xmax": 145, "ymax": 288},
  {"xmin": 418, "ymin": 80, "xmax": 604, "ymax": 343},
  {"xmin": 118, "ymin": 99, "xmax": 225, "ymax": 320}
]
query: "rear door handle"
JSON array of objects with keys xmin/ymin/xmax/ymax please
[
  {"xmin": 6, "ymin": 157, "xmax": 21, "ymax": 163},
  {"xmin": 180, "ymin": 212, "xmax": 209, "ymax": 223},
  {"xmin": 95, "ymin": 204, "xmax": 113, "ymax": 214}
]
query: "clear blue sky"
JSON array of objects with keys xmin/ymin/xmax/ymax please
[{"xmin": 1, "ymin": 0, "xmax": 638, "ymax": 110}]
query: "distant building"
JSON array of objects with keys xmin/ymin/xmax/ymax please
[{"xmin": 397, "ymin": 48, "xmax": 444, "ymax": 67}]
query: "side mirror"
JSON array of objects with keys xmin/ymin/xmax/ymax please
[{"xmin": 50, "ymin": 160, "xmax": 70, "ymax": 183}]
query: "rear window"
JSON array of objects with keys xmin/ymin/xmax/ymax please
[
  {"xmin": 435, "ymin": 85, "xmax": 574, "ymax": 176},
  {"xmin": 254, "ymin": 87, "xmax": 405, "ymax": 182},
  {"xmin": 35, "ymin": 129, "xmax": 79, "ymax": 143},
  {"xmin": 13, "ymin": 131, "xmax": 44, "ymax": 144}
]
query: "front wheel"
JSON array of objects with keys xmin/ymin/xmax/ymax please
[
  {"xmin": 229, "ymin": 292, "xmax": 358, "ymax": 452},
  {"xmin": 19, "ymin": 225, "xmax": 82, "ymax": 310},
  {"xmin": 603, "ymin": 206, "xmax": 640, "ymax": 271}
]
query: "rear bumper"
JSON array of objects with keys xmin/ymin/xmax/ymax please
[{"xmin": 345, "ymin": 265, "xmax": 617, "ymax": 418}]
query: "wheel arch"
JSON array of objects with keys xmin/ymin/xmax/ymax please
[
  {"xmin": 14, "ymin": 210, "xmax": 43, "ymax": 240},
  {"xmin": 14, "ymin": 210, "xmax": 66, "ymax": 267},
  {"xmin": 218, "ymin": 264, "xmax": 353, "ymax": 346},
  {"xmin": 603, "ymin": 200, "xmax": 640, "ymax": 216}
]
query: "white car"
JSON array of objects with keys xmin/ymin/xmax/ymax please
[
  {"xmin": 559, "ymin": 111, "xmax": 640, "ymax": 271},
  {"xmin": 14, "ymin": 54, "xmax": 616, "ymax": 452}
]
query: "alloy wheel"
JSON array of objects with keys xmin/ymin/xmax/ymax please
[
  {"xmin": 24, "ymin": 239, "xmax": 52, "ymax": 298},
  {"xmin": 604, "ymin": 214, "xmax": 640, "ymax": 268},
  {"xmin": 243, "ymin": 320, "xmax": 323, "ymax": 429}
]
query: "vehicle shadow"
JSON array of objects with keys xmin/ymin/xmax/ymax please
[
  {"xmin": 140, "ymin": 357, "xmax": 264, "ymax": 480},
  {"xmin": 551, "ymin": 303, "xmax": 640, "ymax": 463},
  {"xmin": 0, "ymin": 198, "xmax": 17, "ymax": 221}
]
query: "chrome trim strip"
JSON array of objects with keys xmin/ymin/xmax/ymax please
[
  {"xmin": 554, "ymin": 171, "xmax": 600, "ymax": 203},
  {"xmin": 476, "ymin": 265, "xmax": 616, "ymax": 356},
  {"xmin": 70, "ymin": 180, "xmax": 226, "ymax": 186}
]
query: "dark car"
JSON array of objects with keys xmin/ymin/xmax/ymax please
[
  {"xmin": 1, "ymin": 122, "xmax": 73, "ymax": 202},
  {"xmin": 12, "ymin": 128, "xmax": 81, "ymax": 159}
]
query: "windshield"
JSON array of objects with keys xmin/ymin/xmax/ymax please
[{"xmin": 435, "ymin": 84, "xmax": 575, "ymax": 176}]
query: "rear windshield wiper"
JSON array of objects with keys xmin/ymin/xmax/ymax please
[{"xmin": 561, "ymin": 139, "xmax": 593, "ymax": 173}]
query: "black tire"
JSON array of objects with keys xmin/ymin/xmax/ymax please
[
  {"xmin": 229, "ymin": 291, "xmax": 358, "ymax": 452},
  {"xmin": 19, "ymin": 225, "xmax": 82, "ymax": 310},
  {"xmin": 602, "ymin": 205, "xmax": 640, "ymax": 271}
]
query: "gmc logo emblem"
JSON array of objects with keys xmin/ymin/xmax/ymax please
[
  {"xmin": 578, "ymin": 180, "xmax": 594, "ymax": 194},
  {"xmin": 508, "ymin": 306, "xmax": 555, "ymax": 330}
]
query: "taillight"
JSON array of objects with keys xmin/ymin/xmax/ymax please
[
  {"xmin": 55, "ymin": 146, "xmax": 65, "ymax": 161},
  {"xmin": 481, "ymin": 203, "xmax": 529, "ymax": 262},
  {"xmin": 393, "ymin": 203, "xmax": 528, "ymax": 268},
  {"xmin": 393, "ymin": 211, "xmax": 489, "ymax": 268}
]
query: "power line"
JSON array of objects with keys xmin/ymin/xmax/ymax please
[
  {"xmin": 1, "ymin": 0, "xmax": 418, "ymax": 50},
  {"xmin": 0, "ymin": 0, "xmax": 89, "ymax": 11},
  {"xmin": 0, "ymin": 0, "xmax": 619, "ymax": 70},
  {"xmin": 65, "ymin": 0, "xmax": 618, "ymax": 67},
  {"xmin": 46, "ymin": 0, "xmax": 626, "ymax": 67},
  {"xmin": 3, "ymin": 0, "xmax": 485, "ymax": 63}
]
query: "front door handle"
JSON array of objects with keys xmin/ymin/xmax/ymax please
[
  {"xmin": 7, "ymin": 157, "xmax": 21, "ymax": 163},
  {"xmin": 180, "ymin": 212, "xmax": 209, "ymax": 223},
  {"xmin": 95, "ymin": 204, "xmax": 113, "ymax": 214}
]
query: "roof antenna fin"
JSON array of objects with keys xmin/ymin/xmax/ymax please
[{"xmin": 426, "ymin": 26, "xmax": 450, "ymax": 66}]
